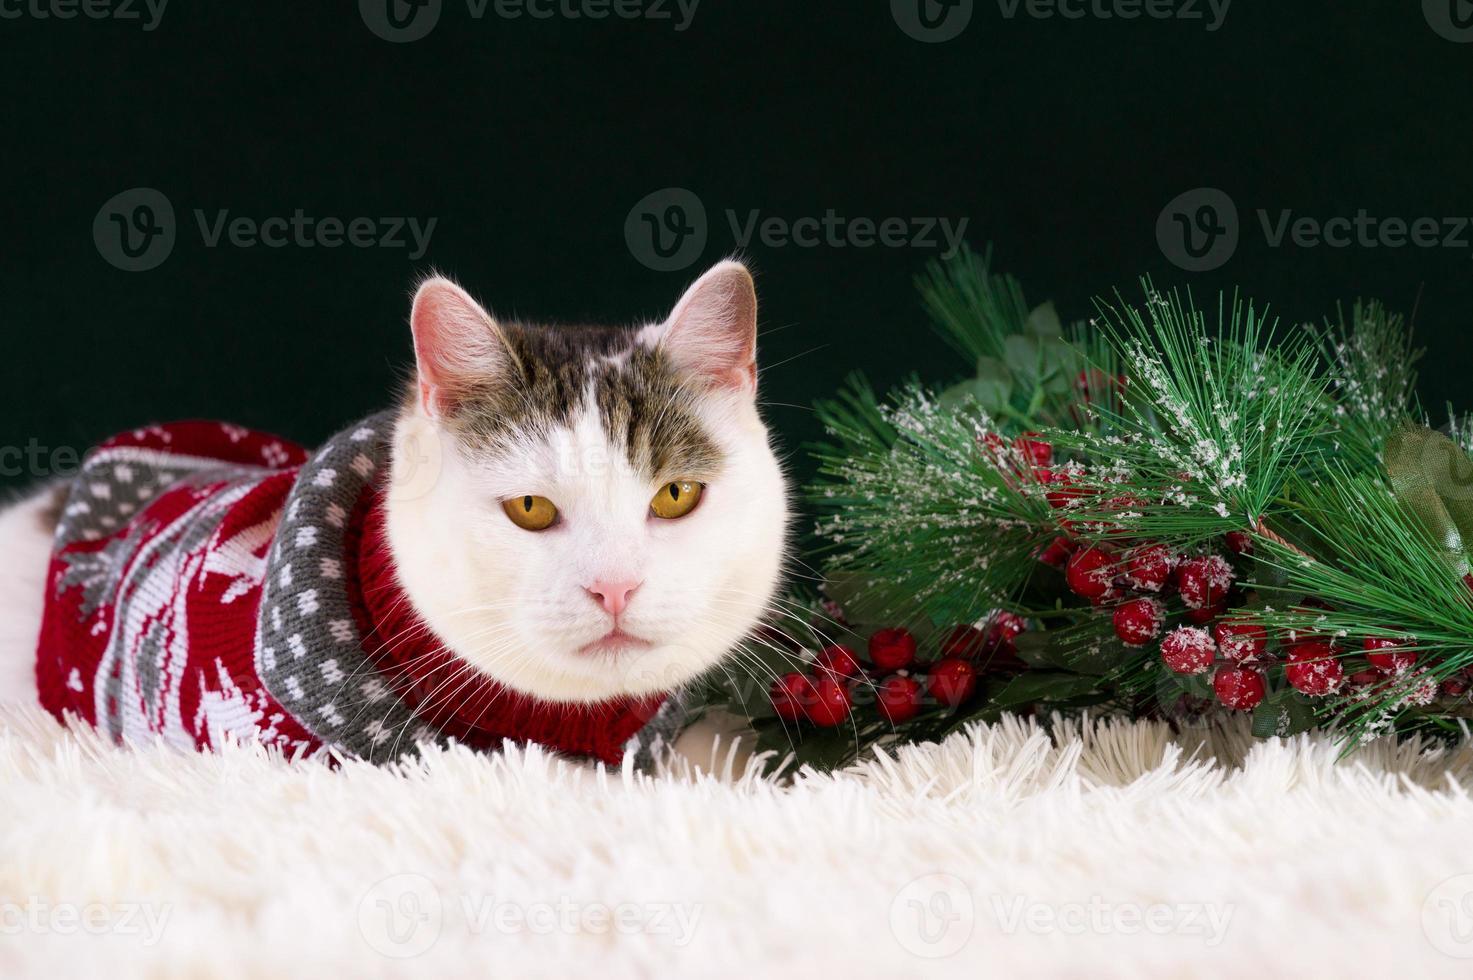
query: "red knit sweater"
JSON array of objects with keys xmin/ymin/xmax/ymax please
[{"xmin": 36, "ymin": 414, "xmax": 671, "ymax": 767}]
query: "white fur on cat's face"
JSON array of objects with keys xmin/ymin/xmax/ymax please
[{"xmin": 385, "ymin": 262, "xmax": 788, "ymax": 703}]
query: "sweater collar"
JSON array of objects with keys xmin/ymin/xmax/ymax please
[{"xmin": 345, "ymin": 492, "xmax": 666, "ymax": 766}]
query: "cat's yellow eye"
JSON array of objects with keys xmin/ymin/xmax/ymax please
[
  {"xmin": 502, "ymin": 495, "xmax": 559, "ymax": 531},
  {"xmin": 650, "ymin": 481, "xmax": 704, "ymax": 520}
]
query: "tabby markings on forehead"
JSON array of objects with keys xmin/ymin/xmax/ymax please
[{"xmin": 445, "ymin": 321, "xmax": 725, "ymax": 480}]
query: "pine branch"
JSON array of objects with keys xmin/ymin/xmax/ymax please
[
  {"xmin": 916, "ymin": 243, "xmax": 1030, "ymax": 366},
  {"xmin": 812, "ymin": 384, "xmax": 1057, "ymax": 626},
  {"xmin": 1316, "ymin": 299, "xmax": 1423, "ymax": 468},
  {"xmin": 1252, "ymin": 469, "xmax": 1473, "ymax": 744},
  {"xmin": 1043, "ymin": 284, "xmax": 1333, "ymax": 546}
]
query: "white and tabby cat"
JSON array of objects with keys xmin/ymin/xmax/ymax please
[{"xmin": 0, "ymin": 260, "xmax": 787, "ymax": 768}]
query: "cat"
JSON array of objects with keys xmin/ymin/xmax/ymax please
[{"xmin": 0, "ymin": 260, "xmax": 788, "ymax": 769}]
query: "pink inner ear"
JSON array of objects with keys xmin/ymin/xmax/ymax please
[
  {"xmin": 662, "ymin": 261, "xmax": 758, "ymax": 392},
  {"xmin": 410, "ymin": 277, "xmax": 503, "ymax": 418}
]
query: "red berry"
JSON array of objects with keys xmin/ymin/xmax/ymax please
[
  {"xmin": 989, "ymin": 611, "xmax": 1027, "ymax": 641},
  {"xmin": 1214, "ymin": 620, "xmax": 1267, "ymax": 662},
  {"xmin": 1045, "ymin": 471, "xmax": 1091, "ymax": 510},
  {"xmin": 1113, "ymin": 598, "xmax": 1165, "ymax": 646},
  {"xmin": 1362, "ymin": 636, "xmax": 1417, "ymax": 673},
  {"xmin": 926, "ymin": 659, "xmax": 977, "ymax": 707},
  {"xmin": 1397, "ymin": 669, "xmax": 1438, "ymax": 707},
  {"xmin": 1285, "ymin": 641, "xmax": 1344, "ymax": 696},
  {"xmin": 1037, "ymin": 536, "xmax": 1076, "ymax": 569},
  {"xmin": 1347, "ymin": 668, "xmax": 1381, "ymax": 688},
  {"xmin": 1160, "ymin": 626, "xmax": 1216, "ymax": 675},
  {"xmin": 1441, "ymin": 678, "xmax": 1469, "ymax": 697},
  {"xmin": 1123, "ymin": 543, "xmax": 1173, "ymax": 593},
  {"xmin": 815, "ymin": 644, "xmax": 862, "ymax": 678},
  {"xmin": 876, "ymin": 674, "xmax": 924, "ymax": 723},
  {"xmin": 770, "ymin": 673, "xmax": 812, "ymax": 722},
  {"xmin": 939, "ymin": 625, "xmax": 987, "ymax": 660},
  {"xmin": 1213, "ymin": 666, "xmax": 1267, "ymax": 710},
  {"xmin": 805, "ymin": 676, "xmax": 854, "ymax": 727},
  {"xmin": 1014, "ymin": 433, "xmax": 1053, "ymax": 468},
  {"xmin": 1065, "ymin": 547, "xmax": 1117, "ymax": 599},
  {"xmin": 1184, "ymin": 600, "xmax": 1228, "ymax": 625},
  {"xmin": 868, "ymin": 628, "xmax": 917, "ymax": 672},
  {"xmin": 1176, "ymin": 555, "xmax": 1234, "ymax": 610},
  {"xmin": 1224, "ymin": 530, "xmax": 1255, "ymax": 555}
]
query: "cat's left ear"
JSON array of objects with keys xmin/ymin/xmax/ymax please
[
  {"xmin": 409, "ymin": 276, "xmax": 516, "ymax": 420},
  {"xmin": 656, "ymin": 260, "xmax": 758, "ymax": 395}
]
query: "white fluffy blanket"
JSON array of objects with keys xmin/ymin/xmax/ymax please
[{"xmin": 4, "ymin": 705, "xmax": 1473, "ymax": 979}]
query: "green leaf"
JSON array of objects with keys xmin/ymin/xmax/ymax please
[
  {"xmin": 975, "ymin": 355, "xmax": 1010, "ymax": 383},
  {"xmin": 1025, "ymin": 302, "xmax": 1064, "ymax": 339},
  {"xmin": 1250, "ymin": 691, "xmax": 1318, "ymax": 737},
  {"xmin": 938, "ymin": 377, "xmax": 1010, "ymax": 414},
  {"xmin": 988, "ymin": 671, "xmax": 1102, "ymax": 710},
  {"xmin": 1036, "ymin": 337, "xmax": 1078, "ymax": 395},
  {"xmin": 1384, "ymin": 424, "xmax": 1473, "ymax": 574},
  {"xmin": 1004, "ymin": 334, "xmax": 1041, "ymax": 380}
]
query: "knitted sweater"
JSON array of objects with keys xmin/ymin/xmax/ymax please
[{"xmin": 35, "ymin": 414, "xmax": 686, "ymax": 768}]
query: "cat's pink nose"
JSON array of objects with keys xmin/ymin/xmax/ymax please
[{"xmin": 586, "ymin": 580, "xmax": 641, "ymax": 616}]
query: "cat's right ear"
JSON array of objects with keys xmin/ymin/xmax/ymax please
[{"xmin": 409, "ymin": 276, "xmax": 514, "ymax": 420}]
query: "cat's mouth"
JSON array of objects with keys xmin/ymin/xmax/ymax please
[{"xmin": 577, "ymin": 628, "xmax": 653, "ymax": 656}]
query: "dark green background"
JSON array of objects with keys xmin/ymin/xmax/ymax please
[{"xmin": 4, "ymin": 1, "xmax": 1471, "ymax": 493}]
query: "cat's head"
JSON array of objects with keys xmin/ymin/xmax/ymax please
[{"xmin": 385, "ymin": 261, "xmax": 789, "ymax": 703}]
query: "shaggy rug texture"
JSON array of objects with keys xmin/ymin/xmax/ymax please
[{"xmin": 4, "ymin": 705, "xmax": 1473, "ymax": 979}]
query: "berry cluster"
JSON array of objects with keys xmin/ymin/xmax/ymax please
[
  {"xmin": 768, "ymin": 613, "xmax": 1027, "ymax": 728},
  {"xmin": 1050, "ymin": 519, "xmax": 1466, "ymax": 713}
]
